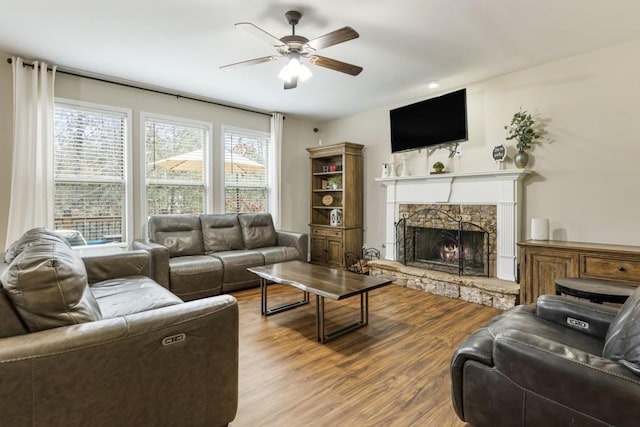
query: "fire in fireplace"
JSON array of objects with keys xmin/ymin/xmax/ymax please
[{"xmin": 412, "ymin": 227, "xmax": 488, "ymax": 275}]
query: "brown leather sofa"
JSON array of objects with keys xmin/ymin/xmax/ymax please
[
  {"xmin": 0, "ymin": 228, "xmax": 238, "ymax": 427},
  {"xmin": 451, "ymin": 291, "xmax": 640, "ymax": 426},
  {"xmin": 134, "ymin": 212, "xmax": 308, "ymax": 300}
]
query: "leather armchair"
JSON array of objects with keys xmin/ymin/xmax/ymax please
[
  {"xmin": 0, "ymin": 296, "xmax": 239, "ymax": 427},
  {"xmin": 1, "ymin": 228, "xmax": 239, "ymax": 426},
  {"xmin": 451, "ymin": 292, "xmax": 640, "ymax": 426}
]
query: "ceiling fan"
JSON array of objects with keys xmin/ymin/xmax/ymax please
[{"xmin": 220, "ymin": 10, "xmax": 363, "ymax": 89}]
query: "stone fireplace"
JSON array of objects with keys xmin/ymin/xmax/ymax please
[
  {"xmin": 371, "ymin": 169, "xmax": 530, "ymax": 309},
  {"xmin": 397, "ymin": 204, "xmax": 496, "ymax": 277},
  {"xmin": 376, "ymin": 169, "xmax": 530, "ymax": 281}
]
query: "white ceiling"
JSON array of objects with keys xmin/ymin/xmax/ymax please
[{"xmin": 2, "ymin": 0, "xmax": 640, "ymax": 121}]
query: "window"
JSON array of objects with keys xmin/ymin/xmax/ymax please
[
  {"xmin": 53, "ymin": 100, "xmax": 130, "ymax": 245},
  {"xmin": 144, "ymin": 115, "xmax": 210, "ymax": 216},
  {"xmin": 223, "ymin": 127, "xmax": 271, "ymax": 214}
]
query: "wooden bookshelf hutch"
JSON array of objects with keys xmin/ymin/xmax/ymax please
[{"xmin": 306, "ymin": 142, "xmax": 363, "ymax": 268}]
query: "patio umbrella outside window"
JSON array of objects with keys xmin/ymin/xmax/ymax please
[
  {"xmin": 151, "ymin": 149, "xmax": 265, "ymax": 174},
  {"xmin": 151, "ymin": 149, "xmax": 268, "ymax": 214}
]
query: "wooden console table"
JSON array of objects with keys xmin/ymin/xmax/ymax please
[{"xmin": 518, "ymin": 240, "xmax": 640, "ymax": 304}]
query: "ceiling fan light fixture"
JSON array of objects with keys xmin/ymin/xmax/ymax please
[
  {"xmin": 278, "ymin": 52, "xmax": 312, "ymax": 83},
  {"xmin": 298, "ymin": 63, "xmax": 312, "ymax": 82},
  {"xmin": 278, "ymin": 63, "xmax": 293, "ymax": 82}
]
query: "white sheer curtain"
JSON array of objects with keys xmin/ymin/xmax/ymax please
[
  {"xmin": 5, "ymin": 57, "xmax": 57, "ymax": 247},
  {"xmin": 270, "ymin": 112, "xmax": 284, "ymax": 228}
]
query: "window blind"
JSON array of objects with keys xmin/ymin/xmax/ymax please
[
  {"xmin": 145, "ymin": 117, "xmax": 208, "ymax": 216},
  {"xmin": 223, "ymin": 127, "xmax": 271, "ymax": 213},
  {"xmin": 53, "ymin": 103, "xmax": 127, "ymax": 244}
]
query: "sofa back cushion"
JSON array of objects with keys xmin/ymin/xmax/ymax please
[
  {"xmin": 238, "ymin": 213, "xmax": 277, "ymax": 249},
  {"xmin": 603, "ymin": 286, "xmax": 640, "ymax": 371},
  {"xmin": 200, "ymin": 214, "xmax": 244, "ymax": 253},
  {"xmin": 1, "ymin": 231, "xmax": 102, "ymax": 332},
  {"xmin": 149, "ymin": 215, "xmax": 204, "ymax": 257}
]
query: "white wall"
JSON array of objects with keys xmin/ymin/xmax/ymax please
[
  {"xmin": 318, "ymin": 38, "xmax": 640, "ymax": 256},
  {"xmin": 280, "ymin": 116, "xmax": 319, "ymax": 233},
  {"xmin": 0, "ymin": 54, "xmax": 317, "ymax": 250}
]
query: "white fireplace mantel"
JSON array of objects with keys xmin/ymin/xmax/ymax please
[{"xmin": 375, "ymin": 169, "xmax": 531, "ymax": 281}]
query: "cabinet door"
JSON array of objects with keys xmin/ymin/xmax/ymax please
[
  {"xmin": 310, "ymin": 236, "xmax": 327, "ymax": 264},
  {"xmin": 524, "ymin": 250, "xmax": 579, "ymax": 303},
  {"xmin": 326, "ymin": 238, "xmax": 344, "ymax": 267}
]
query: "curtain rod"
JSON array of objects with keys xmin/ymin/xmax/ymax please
[{"xmin": 6, "ymin": 57, "xmax": 272, "ymax": 117}]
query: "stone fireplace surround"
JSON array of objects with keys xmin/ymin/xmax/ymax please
[
  {"xmin": 397, "ymin": 203, "xmax": 497, "ymax": 277},
  {"xmin": 374, "ymin": 169, "xmax": 530, "ymax": 308}
]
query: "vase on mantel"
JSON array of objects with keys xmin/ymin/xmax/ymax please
[
  {"xmin": 514, "ymin": 151, "xmax": 529, "ymax": 169},
  {"xmin": 400, "ymin": 158, "xmax": 410, "ymax": 177}
]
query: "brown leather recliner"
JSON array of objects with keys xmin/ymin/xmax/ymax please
[
  {"xmin": 0, "ymin": 228, "xmax": 238, "ymax": 427},
  {"xmin": 451, "ymin": 289, "xmax": 640, "ymax": 426}
]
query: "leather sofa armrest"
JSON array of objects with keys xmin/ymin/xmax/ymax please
[
  {"xmin": 133, "ymin": 240, "xmax": 170, "ymax": 288},
  {"xmin": 0, "ymin": 295, "xmax": 239, "ymax": 426},
  {"xmin": 536, "ymin": 294, "xmax": 618, "ymax": 340},
  {"xmin": 276, "ymin": 230, "xmax": 308, "ymax": 261},
  {"xmin": 450, "ymin": 327, "xmax": 496, "ymax": 420},
  {"xmin": 494, "ymin": 329, "xmax": 640, "ymax": 425},
  {"xmin": 82, "ymin": 250, "xmax": 151, "ymax": 285}
]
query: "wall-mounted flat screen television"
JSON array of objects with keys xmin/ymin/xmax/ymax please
[{"xmin": 390, "ymin": 88, "xmax": 468, "ymax": 153}]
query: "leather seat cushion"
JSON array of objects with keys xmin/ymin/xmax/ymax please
[
  {"xmin": 255, "ymin": 246, "xmax": 301, "ymax": 264},
  {"xmin": 603, "ymin": 287, "xmax": 640, "ymax": 371},
  {"xmin": 200, "ymin": 214, "xmax": 244, "ymax": 253},
  {"xmin": 149, "ymin": 215, "xmax": 204, "ymax": 257},
  {"xmin": 91, "ymin": 276, "xmax": 183, "ymax": 318},
  {"xmin": 238, "ymin": 213, "xmax": 277, "ymax": 249},
  {"xmin": 211, "ymin": 250, "xmax": 265, "ymax": 285},
  {"xmin": 1, "ymin": 233, "xmax": 102, "ymax": 332},
  {"xmin": 168, "ymin": 255, "xmax": 223, "ymax": 300}
]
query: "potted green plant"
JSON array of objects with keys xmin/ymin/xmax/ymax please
[
  {"xmin": 432, "ymin": 161, "xmax": 445, "ymax": 173},
  {"xmin": 504, "ymin": 109, "xmax": 540, "ymax": 168},
  {"xmin": 327, "ymin": 175, "xmax": 342, "ymax": 189}
]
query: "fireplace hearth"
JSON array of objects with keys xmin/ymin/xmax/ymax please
[{"xmin": 396, "ymin": 208, "xmax": 492, "ymax": 277}]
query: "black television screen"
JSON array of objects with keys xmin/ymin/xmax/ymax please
[{"xmin": 390, "ymin": 88, "xmax": 468, "ymax": 153}]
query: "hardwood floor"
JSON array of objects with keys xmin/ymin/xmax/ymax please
[{"xmin": 230, "ymin": 284, "xmax": 500, "ymax": 427}]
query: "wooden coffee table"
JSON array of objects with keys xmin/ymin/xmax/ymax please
[{"xmin": 247, "ymin": 261, "xmax": 392, "ymax": 343}]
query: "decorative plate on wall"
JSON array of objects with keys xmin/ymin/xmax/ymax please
[{"xmin": 322, "ymin": 194, "xmax": 333, "ymax": 206}]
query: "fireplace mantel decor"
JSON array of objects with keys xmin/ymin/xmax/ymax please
[{"xmin": 375, "ymin": 169, "xmax": 531, "ymax": 281}]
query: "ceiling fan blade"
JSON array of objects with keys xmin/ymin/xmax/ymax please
[
  {"xmin": 220, "ymin": 56, "xmax": 280, "ymax": 70},
  {"xmin": 306, "ymin": 27, "xmax": 359, "ymax": 51},
  {"xmin": 284, "ymin": 76, "xmax": 298, "ymax": 90},
  {"xmin": 235, "ymin": 22, "xmax": 285, "ymax": 47},
  {"xmin": 307, "ymin": 55, "xmax": 363, "ymax": 76}
]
